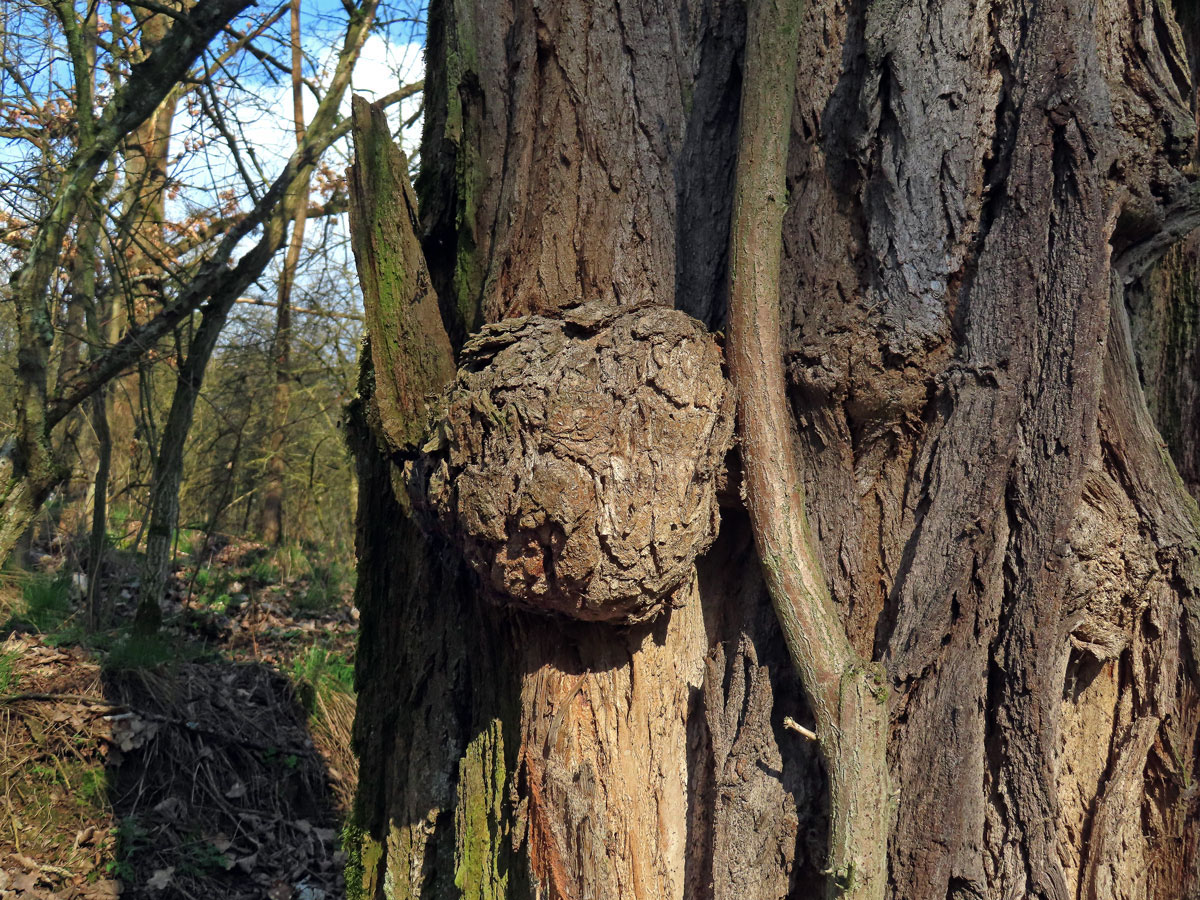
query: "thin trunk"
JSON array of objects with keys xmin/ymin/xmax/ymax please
[
  {"xmin": 136, "ymin": 0, "xmax": 382, "ymax": 628},
  {"xmin": 136, "ymin": 307, "xmax": 226, "ymax": 635},
  {"xmin": 258, "ymin": 262, "xmax": 294, "ymax": 547},
  {"xmin": 0, "ymin": 0, "xmax": 255, "ymax": 568},
  {"xmin": 109, "ymin": 0, "xmax": 181, "ymax": 523},
  {"xmin": 259, "ymin": 0, "xmax": 309, "ymax": 546},
  {"xmin": 56, "ymin": 181, "xmax": 107, "ymax": 534},
  {"xmin": 86, "ymin": 387, "xmax": 111, "ymax": 630},
  {"xmin": 72, "ymin": 195, "xmax": 112, "ymax": 633}
]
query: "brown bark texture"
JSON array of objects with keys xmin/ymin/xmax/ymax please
[
  {"xmin": 411, "ymin": 302, "xmax": 733, "ymax": 624},
  {"xmin": 349, "ymin": 0, "xmax": 1200, "ymax": 899}
]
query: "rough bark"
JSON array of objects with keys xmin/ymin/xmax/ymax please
[
  {"xmin": 414, "ymin": 303, "xmax": 733, "ymax": 623},
  {"xmin": 349, "ymin": 96, "xmax": 457, "ymax": 454},
  {"xmin": 350, "ymin": 0, "xmax": 1200, "ymax": 898},
  {"xmin": 1127, "ymin": 234, "xmax": 1200, "ymax": 503}
]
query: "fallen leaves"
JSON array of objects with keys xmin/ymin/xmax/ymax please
[
  {"xmin": 0, "ymin": 542, "xmax": 357, "ymax": 900},
  {"xmin": 107, "ymin": 713, "xmax": 159, "ymax": 753}
]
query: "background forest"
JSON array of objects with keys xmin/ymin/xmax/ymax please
[{"xmin": 0, "ymin": 0, "xmax": 422, "ymax": 896}]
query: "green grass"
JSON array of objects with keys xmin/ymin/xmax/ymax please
[
  {"xmin": 295, "ymin": 558, "xmax": 350, "ymax": 613},
  {"xmin": 177, "ymin": 834, "xmax": 232, "ymax": 876},
  {"xmin": 5, "ymin": 571, "xmax": 74, "ymax": 634},
  {"xmin": 0, "ymin": 647, "xmax": 20, "ymax": 693},
  {"xmin": 290, "ymin": 644, "xmax": 354, "ymax": 715},
  {"xmin": 103, "ymin": 633, "xmax": 205, "ymax": 672},
  {"xmin": 44, "ymin": 623, "xmax": 118, "ymax": 652},
  {"xmin": 271, "ymin": 543, "xmax": 309, "ymax": 582},
  {"xmin": 291, "ymin": 645, "xmax": 354, "ymax": 693},
  {"xmin": 105, "ymin": 504, "xmax": 139, "ymax": 550},
  {"xmin": 248, "ymin": 559, "xmax": 280, "ymax": 585},
  {"xmin": 77, "ymin": 768, "xmax": 108, "ymax": 810},
  {"xmin": 192, "ymin": 566, "xmax": 214, "ymax": 591},
  {"xmin": 342, "ymin": 823, "xmax": 368, "ymax": 900},
  {"xmin": 107, "ymin": 815, "xmax": 150, "ymax": 881}
]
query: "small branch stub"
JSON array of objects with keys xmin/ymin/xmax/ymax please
[{"xmin": 782, "ymin": 716, "xmax": 818, "ymax": 741}]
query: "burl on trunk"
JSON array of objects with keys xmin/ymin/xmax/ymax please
[{"xmin": 347, "ymin": 1, "xmax": 1200, "ymax": 899}]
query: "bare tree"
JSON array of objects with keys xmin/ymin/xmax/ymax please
[
  {"xmin": 258, "ymin": 0, "xmax": 310, "ymax": 547},
  {"xmin": 0, "ymin": 0, "xmax": 420, "ymax": 576},
  {"xmin": 1, "ymin": 0, "xmax": 254, "ymax": 554},
  {"xmin": 136, "ymin": 0, "xmax": 385, "ymax": 632}
]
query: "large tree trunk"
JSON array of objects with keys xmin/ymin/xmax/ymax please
[{"xmin": 348, "ymin": 0, "xmax": 1200, "ymax": 898}]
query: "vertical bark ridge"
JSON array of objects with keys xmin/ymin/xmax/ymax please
[
  {"xmin": 1126, "ymin": 236, "xmax": 1200, "ymax": 504},
  {"xmin": 514, "ymin": 598, "xmax": 707, "ymax": 899},
  {"xmin": 419, "ymin": 0, "xmax": 697, "ymax": 323}
]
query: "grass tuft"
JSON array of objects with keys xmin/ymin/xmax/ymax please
[
  {"xmin": 0, "ymin": 647, "xmax": 20, "ymax": 693},
  {"xmin": 18, "ymin": 571, "xmax": 74, "ymax": 633},
  {"xmin": 103, "ymin": 633, "xmax": 202, "ymax": 672}
]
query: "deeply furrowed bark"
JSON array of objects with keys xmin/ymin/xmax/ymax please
[{"xmin": 349, "ymin": 0, "xmax": 1200, "ymax": 897}]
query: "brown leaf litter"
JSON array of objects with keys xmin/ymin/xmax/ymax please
[{"xmin": 0, "ymin": 629, "xmax": 353, "ymax": 899}]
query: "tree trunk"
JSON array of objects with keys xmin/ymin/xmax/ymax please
[
  {"xmin": 259, "ymin": 0, "xmax": 310, "ymax": 546},
  {"xmin": 86, "ymin": 385, "xmax": 112, "ymax": 630},
  {"xmin": 103, "ymin": 0, "xmax": 183, "ymax": 527},
  {"xmin": 137, "ymin": 306, "xmax": 228, "ymax": 635},
  {"xmin": 136, "ymin": 0, "xmax": 382, "ymax": 628},
  {"xmin": 0, "ymin": 0, "xmax": 256, "ymax": 567},
  {"xmin": 349, "ymin": 1, "xmax": 1200, "ymax": 898}
]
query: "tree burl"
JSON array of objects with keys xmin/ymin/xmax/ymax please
[{"xmin": 412, "ymin": 301, "xmax": 735, "ymax": 624}]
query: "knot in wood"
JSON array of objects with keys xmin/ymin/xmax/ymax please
[{"xmin": 417, "ymin": 302, "xmax": 735, "ymax": 624}]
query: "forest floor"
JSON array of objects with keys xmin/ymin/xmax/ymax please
[{"xmin": 0, "ymin": 534, "xmax": 359, "ymax": 900}]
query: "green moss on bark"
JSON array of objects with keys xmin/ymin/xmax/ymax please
[
  {"xmin": 454, "ymin": 719, "xmax": 509, "ymax": 898},
  {"xmin": 414, "ymin": 0, "xmax": 485, "ymax": 342}
]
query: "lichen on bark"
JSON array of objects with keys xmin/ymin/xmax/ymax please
[{"xmin": 411, "ymin": 301, "xmax": 735, "ymax": 624}]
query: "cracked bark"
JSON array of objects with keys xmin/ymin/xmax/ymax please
[{"xmin": 350, "ymin": 0, "xmax": 1200, "ymax": 897}]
